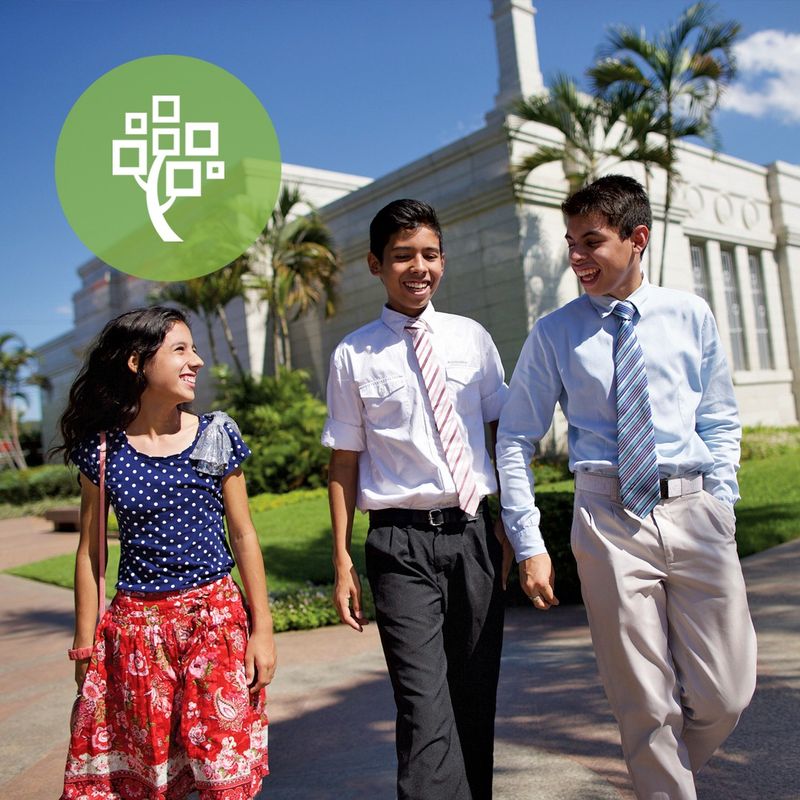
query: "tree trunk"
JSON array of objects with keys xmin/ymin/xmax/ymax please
[
  {"xmin": 9, "ymin": 406, "xmax": 27, "ymax": 469},
  {"xmin": 202, "ymin": 314, "xmax": 220, "ymax": 367},
  {"xmin": 215, "ymin": 304, "xmax": 246, "ymax": 381},
  {"xmin": 2, "ymin": 419, "xmax": 27, "ymax": 470},
  {"xmin": 657, "ymin": 168, "xmax": 674, "ymax": 288},
  {"xmin": 279, "ymin": 313, "xmax": 292, "ymax": 372},
  {"xmin": 271, "ymin": 312, "xmax": 282, "ymax": 378},
  {"xmin": 643, "ymin": 168, "xmax": 653, "ymax": 279},
  {"xmin": 656, "ymin": 113, "xmax": 676, "ymax": 288}
]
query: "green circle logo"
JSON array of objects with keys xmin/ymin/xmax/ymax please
[{"xmin": 55, "ymin": 55, "xmax": 281, "ymax": 281}]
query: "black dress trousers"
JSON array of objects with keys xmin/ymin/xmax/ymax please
[{"xmin": 365, "ymin": 501, "xmax": 505, "ymax": 800}]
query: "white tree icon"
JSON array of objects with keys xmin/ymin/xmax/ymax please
[{"xmin": 112, "ymin": 95, "xmax": 225, "ymax": 242}]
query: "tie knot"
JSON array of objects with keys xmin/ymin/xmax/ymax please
[
  {"xmin": 405, "ymin": 318, "xmax": 425, "ymax": 333},
  {"xmin": 612, "ymin": 300, "xmax": 636, "ymax": 323}
]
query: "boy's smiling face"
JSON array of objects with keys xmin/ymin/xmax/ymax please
[
  {"xmin": 565, "ymin": 213, "xmax": 648, "ymax": 300},
  {"xmin": 368, "ymin": 225, "xmax": 444, "ymax": 317}
]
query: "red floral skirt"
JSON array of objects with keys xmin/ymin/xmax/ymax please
[{"xmin": 61, "ymin": 575, "xmax": 268, "ymax": 800}]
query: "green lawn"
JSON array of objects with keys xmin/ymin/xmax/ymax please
[
  {"xmin": 734, "ymin": 450, "xmax": 800, "ymax": 556},
  {"xmin": 7, "ymin": 446, "xmax": 799, "ymax": 596},
  {"xmin": 7, "ymin": 488, "xmax": 364, "ymax": 597}
]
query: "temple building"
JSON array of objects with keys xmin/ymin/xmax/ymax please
[{"xmin": 38, "ymin": 0, "xmax": 800, "ymax": 454}]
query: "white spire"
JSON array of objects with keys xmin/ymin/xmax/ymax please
[{"xmin": 490, "ymin": 0, "xmax": 545, "ymax": 116}]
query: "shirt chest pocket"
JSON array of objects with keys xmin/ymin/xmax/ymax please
[
  {"xmin": 446, "ymin": 362, "xmax": 482, "ymax": 417},
  {"xmin": 358, "ymin": 375, "xmax": 410, "ymax": 430}
]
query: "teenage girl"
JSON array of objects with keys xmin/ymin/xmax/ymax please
[{"xmin": 57, "ymin": 306, "xmax": 276, "ymax": 800}]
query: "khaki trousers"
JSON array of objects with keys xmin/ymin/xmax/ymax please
[{"xmin": 571, "ymin": 477, "xmax": 757, "ymax": 800}]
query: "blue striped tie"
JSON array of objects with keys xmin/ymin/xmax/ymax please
[{"xmin": 612, "ymin": 301, "xmax": 661, "ymax": 518}]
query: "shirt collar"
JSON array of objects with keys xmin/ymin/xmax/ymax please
[
  {"xmin": 381, "ymin": 303, "xmax": 438, "ymax": 337},
  {"xmin": 587, "ymin": 272, "xmax": 651, "ymax": 319}
]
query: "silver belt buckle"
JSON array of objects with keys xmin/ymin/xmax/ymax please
[{"xmin": 428, "ymin": 508, "xmax": 445, "ymax": 527}]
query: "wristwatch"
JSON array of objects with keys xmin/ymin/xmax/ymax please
[{"xmin": 67, "ymin": 646, "xmax": 93, "ymax": 661}]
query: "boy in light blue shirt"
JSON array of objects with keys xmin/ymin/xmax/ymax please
[{"xmin": 496, "ymin": 175, "xmax": 756, "ymax": 799}]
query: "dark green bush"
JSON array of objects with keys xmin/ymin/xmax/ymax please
[
  {"xmin": 18, "ymin": 425, "xmax": 44, "ymax": 467},
  {"xmin": 531, "ymin": 458, "xmax": 572, "ymax": 485},
  {"xmin": 214, "ymin": 368, "xmax": 329, "ymax": 494},
  {"xmin": 488, "ymin": 491, "xmax": 581, "ymax": 605},
  {"xmin": 269, "ymin": 579, "xmax": 375, "ymax": 633},
  {"xmin": 0, "ymin": 464, "xmax": 77, "ymax": 505},
  {"xmin": 740, "ymin": 426, "xmax": 800, "ymax": 461}
]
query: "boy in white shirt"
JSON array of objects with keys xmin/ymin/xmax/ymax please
[{"xmin": 322, "ymin": 199, "xmax": 512, "ymax": 800}]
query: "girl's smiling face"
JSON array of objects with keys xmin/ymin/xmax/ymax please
[{"xmin": 138, "ymin": 321, "xmax": 204, "ymax": 402}]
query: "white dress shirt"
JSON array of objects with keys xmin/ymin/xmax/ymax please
[
  {"xmin": 322, "ymin": 303, "xmax": 509, "ymax": 511},
  {"xmin": 497, "ymin": 277, "xmax": 741, "ymax": 560}
]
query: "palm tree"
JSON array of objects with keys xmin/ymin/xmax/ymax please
[
  {"xmin": 588, "ymin": 1, "xmax": 740, "ymax": 285},
  {"xmin": 154, "ymin": 281, "xmax": 221, "ymax": 367},
  {"xmin": 242, "ymin": 186, "xmax": 339, "ymax": 375},
  {"xmin": 154, "ymin": 262, "xmax": 249, "ymax": 380},
  {"xmin": 511, "ymin": 75, "xmax": 672, "ymax": 197},
  {"xmin": 0, "ymin": 333, "xmax": 50, "ymax": 470}
]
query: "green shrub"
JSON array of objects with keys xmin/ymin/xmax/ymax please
[
  {"xmin": 488, "ymin": 491, "xmax": 581, "ymax": 605},
  {"xmin": 269, "ymin": 580, "xmax": 375, "ymax": 633},
  {"xmin": 214, "ymin": 368, "xmax": 329, "ymax": 494},
  {"xmin": 532, "ymin": 458, "xmax": 572, "ymax": 485},
  {"xmin": 741, "ymin": 426, "xmax": 800, "ymax": 461},
  {"xmin": 249, "ymin": 487, "xmax": 328, "ymax": 513},
  {"xmin": 19, "ymin": 425, "xmax": 44, "ymax": 467},
  {"xmin": 0, "ymin": 495, "xmax": 81, "ymax": 520},
  {"xmin": 0, "ymin": 464, "xmax": 78, "ymax": 504}
]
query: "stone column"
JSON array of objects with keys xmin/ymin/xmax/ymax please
[
  {"xmin": 704, "ymin": 240, "xmax": 735, "ymax": 368},
  {"xmin": 733, "ymin": 244, "xmax": 759, "ymax": 372},
  {"xmin": 760, "ymin": 249, "xmax": 790, "ymax": 371},
  {"xmin": 767, "ymin": 161, "xmax": 800, "ymax": 421}
]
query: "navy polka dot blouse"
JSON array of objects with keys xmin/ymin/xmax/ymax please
[{"xmin": 71, "ymin": 413, "xmax": 251, "ymax": 593}]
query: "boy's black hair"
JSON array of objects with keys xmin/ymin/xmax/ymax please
[
  {"xmin": 562, "ymin": 175, "xmax": 652, "ymax": 241},
  {"xmin": 369, "ymin": 199, "xmax": 443, "ymax": 261}
]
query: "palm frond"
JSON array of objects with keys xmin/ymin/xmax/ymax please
[
  {"xmin": 598, "ymin": 25, "xmax": 657, "ymax": 65},
  {"xmin": 512, "ymin": 145, "xmax": 568, "ymax": 185},
  {"xmin": 665, "ymin": 3, "xmax": 711, "ymax": 55},
  {"xmin": 696, "ymin": 19, "xmax": 740, "ymax": 63},
  {"xmin": 589, "ymin": 57, "xmax": 649, "ymax": 95}
]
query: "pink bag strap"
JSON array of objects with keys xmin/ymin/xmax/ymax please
[{"xmin": 98, "ymin": 432, "xmax": 108, "ymax": 619}]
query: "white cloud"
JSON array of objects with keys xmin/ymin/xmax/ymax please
[
  {"xmin": 55, "ymin": 305, "xmax": 72, "ymax": 316},
  {"xmin": 722, "ymin": 30, "xmax": 800, "ymax": 123}
]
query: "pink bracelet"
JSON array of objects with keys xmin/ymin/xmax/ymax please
[{"xmin": 67, "ymin": 646, "xmax": 93, "ymax": 661}]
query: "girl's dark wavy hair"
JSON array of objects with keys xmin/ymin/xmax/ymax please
[{"xmin": 55, "ymin": 306, "xmax": 189, "ymax": 462}]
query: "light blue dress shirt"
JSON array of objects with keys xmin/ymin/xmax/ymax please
[{"xmin": 496, "ymin": 277, "xmax": 741, "ymax": 560}]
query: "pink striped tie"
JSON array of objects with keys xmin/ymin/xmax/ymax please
[{"xmin": 405, "ymin": 319, "xmax": 480, "ymax": 516}]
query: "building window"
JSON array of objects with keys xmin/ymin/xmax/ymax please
[
  {"xmin": 748, "ymin": 251, "xmax": 774, "ymax": 369},
  {"xmin": 690, "ymin": 242, "xmax": 710, "ymax": 301},
  {"xmin": 720, "ymin": 248, "xmax": 747, "ymax": 371}
]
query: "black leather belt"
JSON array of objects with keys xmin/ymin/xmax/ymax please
[{"xmin": 369, "ymin": 499, "xmax": 486, "ymax": 529}]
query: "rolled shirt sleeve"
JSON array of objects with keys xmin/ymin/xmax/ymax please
[{"xmin": 321, "ymin": 345, "xmax": 366, "ymax": 452}]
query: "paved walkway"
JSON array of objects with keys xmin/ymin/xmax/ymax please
[{"xmin": 0, "ymin": 515, "xmax": 797, "ymax": 799}]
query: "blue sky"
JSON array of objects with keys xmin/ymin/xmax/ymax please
[{"xmin": 2, "ymin": 0, "xmax": 798, "ymax": 420}]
